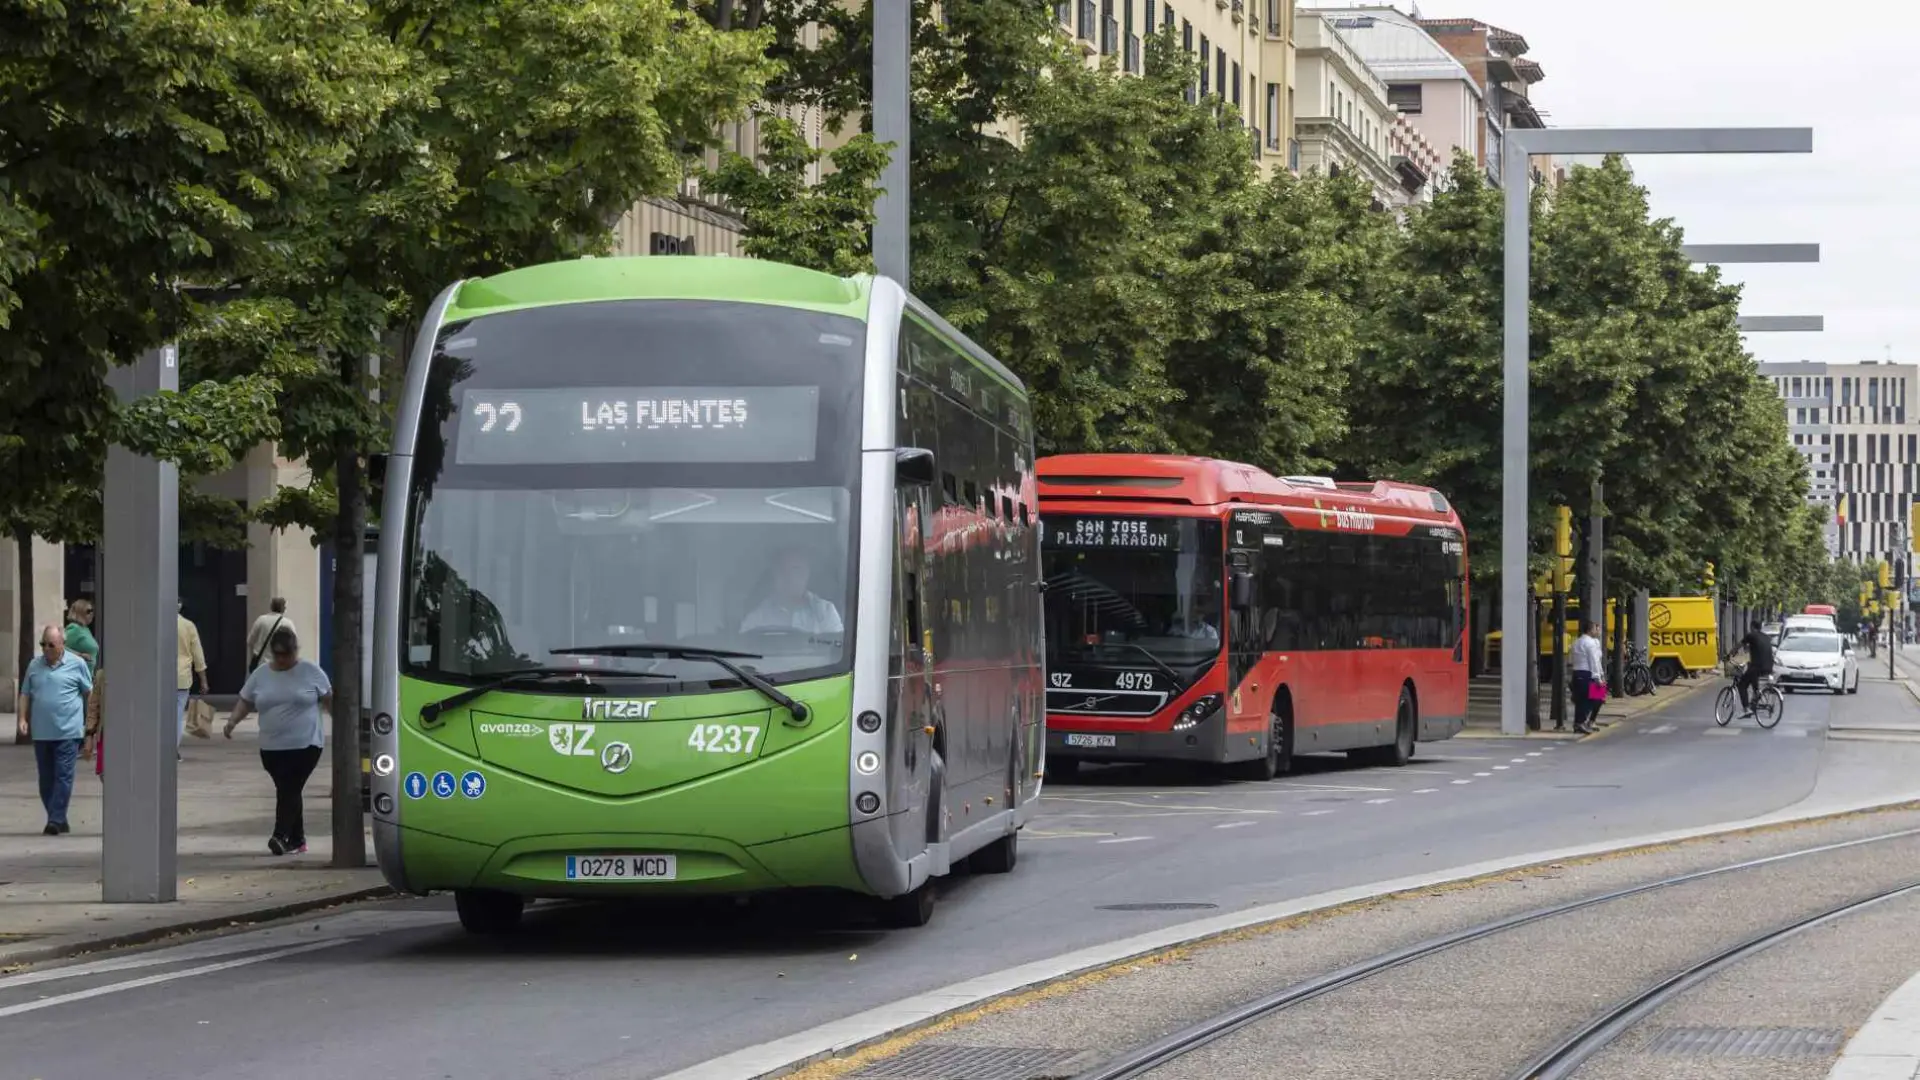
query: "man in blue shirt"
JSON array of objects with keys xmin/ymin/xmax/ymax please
[{"xmin": 18, "ymin": 623, "xmax": 93, "ymax": 835}]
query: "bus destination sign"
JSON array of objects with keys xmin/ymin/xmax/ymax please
[
  {"xmin": 1044, "ymin": 516, "xmax": 1180, "ymax": 551},
  {"xmin": 454, "ymin": 386, "xmax": 820, "ymax": 465}
]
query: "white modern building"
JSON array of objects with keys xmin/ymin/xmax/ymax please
[
  {"xmin": 1294, "ymin": 9, "xmax": 1439, "ymax": 206},
  {"xmin": 1760, "ymin": 359, "xmax": 1920, "ymax": 563}
]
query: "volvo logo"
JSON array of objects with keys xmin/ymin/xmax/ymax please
[{"xmin": 600, "ymin": 742, "xmax": 634, "ymax": 774}]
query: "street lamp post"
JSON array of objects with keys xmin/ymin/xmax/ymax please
[
  {"xmin": 1499, "ymin": 126, "xmax": 1814, "ymax": 736},
  {"xmin": 872, "ymin": 0, "xmax": 910, "ymax": 285}
]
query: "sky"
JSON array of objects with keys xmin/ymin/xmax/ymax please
[{"xmin": 1325, "ymin": 0, "xmax": 1920, "ymax": 367}]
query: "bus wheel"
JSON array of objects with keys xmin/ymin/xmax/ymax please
[
  {"xmin": 1355, "ymin": 689, "xmax": 1415, "ymax": 768},
  {"xmin": 1226, "ymin": 712, "xmax": 1285, "ymax": 783},
  {"xmin": 1652, "ymin": 658, "xmax": 1682, "ymax": 686},
  {"xmin": 969, "ymin": 829, "xmax": 1019, "ymax": 874},
  {"xmin": 454, "ymin": 889, "xmax": 525, "ymax": 935},
  {"xmin": 878, "ymin": 883, "xmax": 937, "ymax": 928}
]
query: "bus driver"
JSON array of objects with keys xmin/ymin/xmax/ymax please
[{"xmin": 740, "ymin": 549, "xmax": 843, "ymax": 635}]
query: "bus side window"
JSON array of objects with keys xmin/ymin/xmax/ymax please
[{"xmin": 942, "ymin": 472, "xmax": 959, "ymax": 505}]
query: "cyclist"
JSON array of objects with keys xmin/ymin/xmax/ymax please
[{"xmin": 1734, "ymin": 619, "xmax": 1775, "ymax": 717}]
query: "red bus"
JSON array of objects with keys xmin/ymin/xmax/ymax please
[{"xmin": 1039, "ymin": 455, "xmax": 1468, "ymax": 781}]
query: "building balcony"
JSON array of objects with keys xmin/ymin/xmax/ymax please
[{"xmin": 1391, "ymin": 154, "xmax": 1429, "ymax": 194}]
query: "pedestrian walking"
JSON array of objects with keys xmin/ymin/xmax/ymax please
[
  {"xmin": 1570, "ymin": 619, "xmax": 1606, "ymax": 734},
  {"xmin": 246, "ymin": 598, "xmax": 292, "ymax": 672},
  {"xmin": 18, "ymin": 624, "xmax": 93, "ymax": 834},
  {"xmin": 223, "ymin": 627, "xmax": 330, "ymax": 856},
  {"xmin": 176, "ymin": 600, "xmax": 208, "ymax": 754},
  {"xmin": 64, "ymin": 599, "xmax": 98, "ymax": 671}
]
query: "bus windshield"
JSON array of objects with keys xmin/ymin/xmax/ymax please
[
  {"xmin": 1041, "ymin": 515, "xmax": 1224, "ymax": 669},
  {"xmin": 402, "ymin": 299, "xmax": 866, "ymax": 691}
]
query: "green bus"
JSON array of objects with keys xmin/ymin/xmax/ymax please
[{"xmin": 368, "ymin": 256, "xmax": 1044, "ymax": 932}]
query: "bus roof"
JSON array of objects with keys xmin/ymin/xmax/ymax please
[
  {"xmin": 1038, "ymin": 454, "xmax": 1459, "ymax": 524},
  {"xmin": 444, "ymin": 256, "xmax": 875, "ymax": 323}
]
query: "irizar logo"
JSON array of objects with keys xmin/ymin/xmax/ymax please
[
  {"xmin": 549, "ymin": 722, "xmax": 597, "ymax": 756},
  {"xmin": 585, "ymin": 698, "xmax": 659, "ymax": 720}
]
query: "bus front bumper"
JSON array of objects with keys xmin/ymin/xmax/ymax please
[{"xmin": 1045, "ymin": 714, "xmax": 1238, "ymax": 765}]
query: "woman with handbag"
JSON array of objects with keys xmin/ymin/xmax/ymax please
[{"xmin": 1570, "ymin": 620, "xmax": 1607, "ymax": 734}]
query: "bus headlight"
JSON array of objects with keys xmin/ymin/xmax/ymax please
[
  {"xmin": 1171, "ymin": 694, "xmax": 1222, "ymax": 732},
  {"xmin": 856, "ymin": 751, "xmax": 881, "ymax": 774}
]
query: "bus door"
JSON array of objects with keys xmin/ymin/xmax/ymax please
[
  {"xmin": 1226, "ymin": 512, "xmax": 1270, "ymax": 733},
  {"xmin": 889, "ymin": 478, "xmax": 940, "ymax": 858}
]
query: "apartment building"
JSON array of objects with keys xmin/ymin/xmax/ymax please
[
  {"xmin": 1416, "ymin": 15, "xmax": 1545, "ymax": 182},
  {"xmin": 1058, "ymin": 0, "xmax": 1299, "ymax": 173},
  {"xmin": 1760, "ymin": 360, "xmax": 1920, "ymax": 563},
  {"xmin": 1294, "ymin": 9, "xmax": 1438, "ymax": 206}
]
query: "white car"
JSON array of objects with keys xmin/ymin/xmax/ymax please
[
  {"xmin": 1773, "ymin": 629, "xmax": 1859, "ymax": 694},
  {"xmin": 1782, "ymin": 613, "xmax": 1838, "ymax": 636}
]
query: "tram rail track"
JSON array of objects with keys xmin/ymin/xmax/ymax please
[{"xmin": 1067, "ymin": 824, "xmax": 1920, "ymax": 1080}]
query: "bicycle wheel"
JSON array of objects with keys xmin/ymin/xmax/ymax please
[
  {"xmin": 1628, "ymin": 665, "xmax": 1653, "ymax": 697},
  {"xmin": 1755, "ymin": 686, "xmax": 1785, "ymax": 730},
  {"xmin": 1714, "ymin": 686, "xmax": 1737, "ymax": 726}
]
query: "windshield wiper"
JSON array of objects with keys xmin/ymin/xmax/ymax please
[
  {"xmin": 553, "ymin": 643, "xmax": 811, "ymax": 724},
  {"xmin": 1103, "ymin": 642, "xmax": 1183, "ymax": 682},
  {"xmin": 419, "ymin": 667, "xmax": 627, "ymax": 727}
]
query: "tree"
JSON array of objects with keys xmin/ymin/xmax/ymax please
[
  {"xmin": 0, "ymin": 0, "xmax": 404, "ymax": 703},
  {"xmin": 193, "ymin": 0, "xmax": 775, "ymax": 866}
]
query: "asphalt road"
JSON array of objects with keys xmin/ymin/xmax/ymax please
[{"xmin": 3, "ymin": 676, "xmax": 1915, "ymax": 1080}]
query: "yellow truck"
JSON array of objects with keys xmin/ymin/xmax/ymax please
[{"xmin": 1486, "ymin": 596, "xmax": 1718, "ymax": 685}]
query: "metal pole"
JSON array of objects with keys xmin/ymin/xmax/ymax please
[
  {"xmin": 872, "ymin": 0, "xmax": 910, "ymax": 285},
  {"xmin": 1499, "ymin": 134, "xmax": 1531, "ymax": 736},
  {"xmin": 101, "ymin": 344, "xmax": 180, "ymax": 902},
  {"xmin": 1587, "ymin": 479, "xmax": 1604, "ymax": 617}
]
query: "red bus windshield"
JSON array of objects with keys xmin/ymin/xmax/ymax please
[{"xmin": 1042, "ymin": 515, "xmax": 1224, "ymax": 676}]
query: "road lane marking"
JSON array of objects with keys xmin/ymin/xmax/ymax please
[
  {"xmin": 1364, "ymin": 798, "xmax": 1393, "ymax": 804},
  {"xmin": 1451, "ymin": 779, "xmax": 1472, "ymax": 785},
  {"xmin": 1510, "ymin": 758, "xmax": 1528, "ymax": 763},
  {"xmin": 1527, "ymin": 752, "xmax": 1544, "ymax": 756},
  {"xmin": 1097, "ymin": 836, "xmax": 1152, "ymax": 845},
  {"xmin": 1413, "ymin": 788, "xmax": 1438, "ymax": 793},
  {"xmin": 1492, "ymin": 765, "xmax": 1509, "ymax": 770},
  {"xmin": 1648, "ymin": 723, "xmax": 1677, "ymax": 734},
  {"xmin": 1214, "ymin": 821, "xmax": 1256, "ymax": 830},
  {"xmin": 0, "ymin": 940, "xmax": 349, "ymax": 1020},
  {"xmin": 1271, "ymin": 782, "xmax": 1396, "ymax": 793},
  {"xmin": 1474, "ymin": 772, "xmax": 1492, "ymax": 777},
  {"xmin": 1301, "ymin": 810, "xmax": 1335, "ymax": 816},
  {"xmin": 1024, "ymin": 829, "xmax": 1117, "ymax": 839}
]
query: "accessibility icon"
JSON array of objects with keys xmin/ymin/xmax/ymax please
[
  {"xmin": 461, "ymin": 771, "xmax": 487, "ymax": 799},
  {"xmin": 403, "ymin": 772, "xmax": 428, "ymax": 800},
  {"xmin": 431, "ymin": 771, "xmax": 457, "ymax": 799}
]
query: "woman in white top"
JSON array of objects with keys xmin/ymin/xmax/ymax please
[
  {"xmin": 1570, "ymin": 620, "xmax": 1606, "ymax": 734},
  {"xmin": 224, "ymin": 627, "xmax": 332, "ymax": 855}
]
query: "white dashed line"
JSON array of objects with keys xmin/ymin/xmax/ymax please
[
  {"xmin": 1492, "ymin": 765, "xmax": 1509, "ymax": 770},
  {"xmin": 1527, "ymin": 752, "xmax": 1544, "ymax": 757},
  {"xmin": 1302, "ymin": 810, "xmax": 1336, "ymax": 816},
  {"xmin": 1214, "ymin": 821, "xmax": 1256, "ymax": 830},
  {"xmin": 1510, "ymin": 758, "xmax": 1528, "ymax": 763},
  {"xmin": 1098, "ymin": 836, "xmax": 1152, "ymax": 845},
  {"xmin": 1648, "ymin": 723, "xmax": 1677, "ymax": 734},
  {"xmin": 1451, "ymin": 779, "xmax": 1473, "ymax": 785},
  {"xmin": 1413, "ymin": 788, "xmax": 1438, "ymax": 794},
  {"xmin": 1365, "ymin": 798, "xmax": 1394, "ymax": 805},
  {"xmin": 1474, "ymin": 772, "xmax": 1493, "ymax": 777}
]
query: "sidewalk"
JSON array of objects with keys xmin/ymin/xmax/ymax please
[
  {"xmin": 1458, "ymin": 670, "xmax": 1713, "ymax": 740},
  {"xmin": 1, "ymin": 711, "xmax": 387, "ymax": 970}
]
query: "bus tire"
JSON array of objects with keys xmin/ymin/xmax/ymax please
[
  {"xmin": 1355, "ymin": 688, "xmax": 1415, "ymax": 768},
  {"xmin": 969, "ymin": 829, "xmax": 1019, "ymax": 874},
  {"xmin": 878, "ymin": 883, "xmax": 937, "ymax": 928},
  {"xmin": 1225, "ymin": 709, "xmax": 1287, "ymax": 783},
  {"xmin": 454, "ymin": 889, "xmax": 525, "ymax": 935},
  {"xmin": 1652, "ymin": 658, "xmax": 1682, "ymax": 686}
]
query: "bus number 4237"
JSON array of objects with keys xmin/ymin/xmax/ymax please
[{"xmin": 688, "ymin": 725, "xmax": 761, "ymax": 755}]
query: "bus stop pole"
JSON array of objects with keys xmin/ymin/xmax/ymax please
[{"xmin": 101, "ymin": 344, "xmax": 180, "ymax": 902}]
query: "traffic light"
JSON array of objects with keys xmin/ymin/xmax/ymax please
[
  {"xmin": 1703, "ymin": 561, "xmax": 1716, "ymax": 590},
  {"xmin": 1552, "ymin": 506, "xmax": 1574, "ymax": 594}
]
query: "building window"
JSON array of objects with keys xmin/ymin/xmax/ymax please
[
  {"xmin": 1185, "ymin": 20, "xmax": 1194, "ymax": 53},
  {"xmin": 1165, "ymin": 3, "xmax": 1174, "ymax": 29},
  {"xmin": 1146, "ymin": 0, "xmax": 1156, "ymax": 29},
  {"xmin": 1080, "ymin": 0, "xmax": 1096, "ymax": 39},
  {"xmin": 1101, "ymin": 0, "xmax": 1116, "ymax": 54},
  {"xmin": 1057, "ymin": 1, "xmax": 1073, "ymax": 28},
  {"xmin": 1231, "ymin": 60, "xmax": 1241, "ymax": 107},
  {"xmin": 1388, "ymin": 83, "xmax": 1423, "ymax": 113},
  {"xmin": 1216, "ymin": 48, "xmax": 1226, "ymax": 101},
  {"xmin": 1266, "ymin": 82, "xmax": 1279, "ymax": 144},
  {"xmin": 1123, "ymin": 0, "xmax": 1133, "ymax": 58},
  {"xmin": 1199, "ymin": 33, "xmax": 1209, "ymax": 94}
]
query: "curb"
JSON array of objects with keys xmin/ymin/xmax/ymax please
[
  {"xmin": 1579, "ymin": 676, "xmax": 1714, "ymax": 743},
  {"xmin": 1828, "ymin": 969, "xmax": 1920, "ymax": 1079},
  {"xmin": 0, "ymin": 885, "xmax": 395, "ymax": 972},
  {"xmin": 657, "ymin": 793, "xmax": 1920, "ymax": 1080}
]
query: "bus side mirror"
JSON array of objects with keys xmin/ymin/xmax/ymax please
[
  {"xmin": 895, "ymin": 447, "xmax": 936, "ymax": 487},
  {"xmin": 1231, "ymin": 571, "xmax": 1254, "ymax": 608}
]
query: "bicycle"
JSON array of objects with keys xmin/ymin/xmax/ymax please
[
  {"xmin": 1713, "ymin": 661, "xmax": 1784, "ymax": 730},
  {"xmin": 1622, "ymin": 645, "xmax": 1655, "ymax": 697}
]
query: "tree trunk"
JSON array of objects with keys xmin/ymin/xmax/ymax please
[
  {"xmin": 14, "ymin": 526, "xmax": 31, "ymax": 742},
  {"xmin": 330, "ymin": 400, "xmax": 370, "ymax": 868}
]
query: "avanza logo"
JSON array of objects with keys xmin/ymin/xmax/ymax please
[
  {"xmin": 477, "ymin": 722, "xmax": 542, "ymax": 736},
  {"xmin": 584, "ymin": 699, "xmax": 659, "ymax": 720}
]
